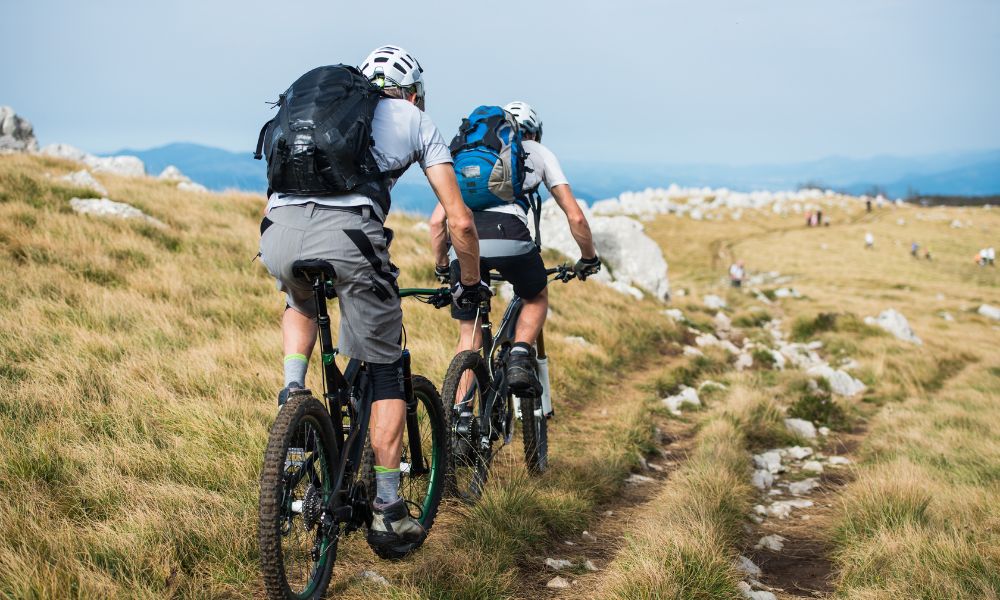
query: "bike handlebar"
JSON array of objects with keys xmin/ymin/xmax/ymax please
[{"xmin": 398, "ymin": 263, "xmax": 577, "ymax": 309}]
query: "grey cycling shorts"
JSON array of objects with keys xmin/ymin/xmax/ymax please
[{"xmin": 259, "ymin": 203, "xmax": 402, "ymax": 364}]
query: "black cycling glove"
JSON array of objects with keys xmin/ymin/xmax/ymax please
[
  {"xmin": 451, "ymin": 279, "xmax": 492, "ymax": 309},
  {"xmin": 575, "ymin": 255, "xmax": 602, "ymax": 280},
  {"xmin": 434, "ymin": 264, "xmax": 451, "ymax": 284}
]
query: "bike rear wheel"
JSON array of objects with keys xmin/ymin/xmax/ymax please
[
  {"xmin": 519, "ymin": 393, "xmax": 549, "ymax": 474},
  {"xmin": 259, "ymin": 394, "xmax": 339, "ymax": 600},
  {"xmin": 360, "ymin": 375, "xmax": 448, "ymax": 558},
  {"xmin": 440, "ymin": 350, "xmax": 492, "ymax": 503}
]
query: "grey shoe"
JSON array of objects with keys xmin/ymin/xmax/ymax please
[
  {"xmin": 366, "ymin": 498, "xmax": 427, "ymax": 559},
  {"xmin": 277, "ymin": 381, "xmax": 304, "ymax": 407}
]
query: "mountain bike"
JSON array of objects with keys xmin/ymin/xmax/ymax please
[
  {"xmin": 258, "ymin": 259, "xmax": 452, "ymax": 600},
  {"xmin": 440, "ymin": 264, "xmax": 576, "ymax": 502}
]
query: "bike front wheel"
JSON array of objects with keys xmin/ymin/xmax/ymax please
[
  {"xmin": 259, "ymin": 394, "xmax": 339, "ymax": 600},
  {"xmin": 440, "ymin": 350, "xmax": 492, "ymax": 503},
  {"xmin": 519, "ymin": 393, "xmax": 549, "ymax": 474}
]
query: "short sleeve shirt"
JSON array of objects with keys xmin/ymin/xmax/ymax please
[{"xmin": 266, "ymin": 99, "xmax": 451, "ymax": 219}]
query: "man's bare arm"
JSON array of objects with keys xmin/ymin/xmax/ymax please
[
  {"xmin": 425, "ymin": 163, "xmax": 480, "ymax": 284},
  {"xmin": 428, "ymin": 203, "xmax": 449, "ymax": 268},
  {"xmin": 550, "ymin": 184, "xmax": 597, "ymax": 259}
]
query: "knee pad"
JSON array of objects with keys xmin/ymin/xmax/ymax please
[{"xmin": 369, "ymin": 357, "xmax": 405, "ymax": 401}]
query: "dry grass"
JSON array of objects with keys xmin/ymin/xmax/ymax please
[{"xmin": 0, "ymin": 154, "xmax": 680, "ymax": 598}]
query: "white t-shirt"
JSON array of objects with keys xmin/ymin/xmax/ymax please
[
  {"xmin": 485, "ymin": 140, "xmax": 570, "ymax": 224},
  {"xmin": 266, "ymin": 99, "xmax": 452, "ymax": 220}
]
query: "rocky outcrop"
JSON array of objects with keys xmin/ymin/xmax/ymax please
[
  {"xmin": 40, "ymin": 142, "xmax": 145, "ymax": 177},
  {"xmin": 60, "ymin": 170, "xmax": 108, "ymax": 196},
  {"xmin": 539, "ymin": 199, "xmax": 670, "ymax": 300},
  {"xmin": 0, "ymin": 106, "xmax": 39, "ymax": 153},
  {"xmin": 978, "ymin": 304, "xmax": 1000, "ymax": 321},
  {"xmin": 70, "ymin": 197, "xmax": 164, "ymax": 227},
  {"xmin": 158, "ymin": 165, "xmax": 189, "ymax": 181}
]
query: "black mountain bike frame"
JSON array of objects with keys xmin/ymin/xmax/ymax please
[{"xmin": 292, "ymin": 263, "xmax": 439, "ymax": 529}]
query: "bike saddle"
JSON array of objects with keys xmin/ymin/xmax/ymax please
[{"xmin": 292, "ymin": 259, "xmax": 337, "ymax": 282}]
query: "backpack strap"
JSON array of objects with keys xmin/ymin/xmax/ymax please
[
  {"xmin": 528, "ymin": 190, "xmax": 543, "ymax": 250},
  {"xmin": 253, "ymin": 119, "xmax": 272, "ymax": 160}
]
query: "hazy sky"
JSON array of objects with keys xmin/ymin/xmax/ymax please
[{"xmin": 3, "ymin": 0, "xmax": 998, "ymax": 165}]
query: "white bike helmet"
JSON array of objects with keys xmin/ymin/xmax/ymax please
[
  {"xmin": 504, "ymin": 101, "xmax": 542, "ymax": 141},
  {"xmin": 360, "ymin": 45, "xmax": 425, "ymax": 110}
]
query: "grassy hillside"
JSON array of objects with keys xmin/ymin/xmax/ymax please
[{"xmin": 1, "ymin": 153, "xmax": 998, "ymax": 599}]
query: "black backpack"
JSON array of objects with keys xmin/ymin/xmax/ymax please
[{"xmin": 254, "ymin": 65, "xmax": 393, "ymax": 213}]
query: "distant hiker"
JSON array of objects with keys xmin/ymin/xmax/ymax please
[
  {"xmin": 911, "ymin": 242, "xmax": 920, "ymax": 258},
  {"xmin": 865, "ymin": 232, "xmax": 874, "ymax": 249},
  {"xmin": 924, "ymin": 247, "xmax": 932, "ymax": 261},
  {"xmin": 816, "ymin": 209, "xmax": 824, "ymax": 226},
  {"xmin": 255, "ymin": 45, "xmax": 486, "ymax": 555},
  {"xmin": 866, "ymin": 198, "xmax": 872, "ymax": 213},
  {"xmin": 729, "ymin": 260, "xmax": 745, "ymax": 287}
]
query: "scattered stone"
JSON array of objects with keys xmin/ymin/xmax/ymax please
[
  {"xmin": 603, "ymin": 510, "xmax": 614, "ymax": 516},
  {"xmin": 784, "ymin": 418, "xmax": 817, "ymax": 439},
  {"xmin": 865, "ymin": 309, "xmax": 922, "ymax": 345},
  {"xmin": 768, "ymin": 499, "xmax": 814, "ymax": 518},
  {"xmin": 753, "ymin": 504, "xmax": 768, "ymax": 516},
  {"xmin": 40, "ymin": 142, "xmax": 145, "ymax": 177},
  {"xmin": 177, "ymin": 180, "xmax": 208, "ymax": 193},
  {"xmin": 754, "ymin": 451, "xmax": 784, "ymax": 473},
  {"xmin": 773, "ymin": 287, "xmax": 802, "ymax": 299},
  {"xmin": 546, "ymin": 576, "xmax": 571, "ymax": 589},
  {"xmin": 735, "ymin": 352, "xmax": 754, "ymax": 371},
  {"xmin": 818, "ymin": 426, "xmax": 831, "ymax": 436},
  {"xmin": 827, "ymin": 456, "xmax": 851, "ymax": 466},
  {"xmin": 662, "ymin": 386, "xmax": 701, "ymax": 415},
  {"xmin": 714, "ymin": 311, "xmax": 732, "ymax": 331},
  {"xmin": 411, "ymin": 220, "xmax": 430, "ymax": 232},
  {"xmin": 647, "ymin": 462, "xmax": 665, "ymax": 472},
  {"xmin": 683, "ymin": 345, "xmax": 705, "ymax": 357},
  {"xmin": 755, "ymin": 534, "xmax": 786, "ymax": 551},
  {"xmin": 584, "ymin": 559, "xmax": 599, "ymax": 572},
  {"xmin": 545, "ymin": 558, "xmax": 575, "ymax": 570},
  {"xmin": 704, "ymin": 294, "xmax": 727, "ymax": 310},
  {"xmin": 788, "ymin": 478, "xmax": 820, "ymax": 496},
  {"xmin": 751, "ymin": 469, "xmax": 774, "ymax": 490},
  {"xmin": 69, "ymin": 197, "xmax": 165, "ymax": 227},
  {"xmin": 564, "ymin": 335, "xmax": 594, "ymax": 348},
  {"xmin": 497, "ymin": 281, "xmax": 514, "ymax": 302},
  {"xmin": 582, "ymin": 531, "xmax": 597, "ymax": 542},
  {"xmin": 695, "ymin": 333, "xmax": 720, "ymax": 348},
  {"xmin": 625, "ymin": 473, "xmax": 655, "ymax": 485},
  {"xmin": 698, "ymin": 380, "xmax": 727, "ymax": 392},
  {"xmin": 783, "ymin": 446, "xmax": 813, "ymax": 461},
  {"xmin": 59, "ymin": 170, "xmax": 107, "ymax": 196},
  {"xmin": 359, "ymin": 570, "xmax": 389, "ymax": 586},
  {"xmin": 807, "ymin": 364, "xmax": 866, "ymax": 396},
  {"xmin": 939, "ymin": 311, "xmax": 955, "ymax": 322},
  {"xmin": 978, "ymin": 305, "xmax": 1000, "ymax": 321},
  {"xmin": 735, "ymin": 555, "xmax": 762, "ymax": 577},
  {"xmin": 737, "ymin": 582, "xmax": 778, "ymax": 600},
  {"xmin": 158, "ymin": 165, "xmax": 190, "ymax": 181},
  {"xmin": 663, "ymin": 308, "xmax": 685, "ymax": 321},
  {"xmin": 802, "ymin": 460, "xmax": 824, "ymax": 474}
]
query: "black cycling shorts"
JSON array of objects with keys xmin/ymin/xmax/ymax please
[{"xmin": 449, "ymin": 249, "xmax": 547, "ymax": 321}]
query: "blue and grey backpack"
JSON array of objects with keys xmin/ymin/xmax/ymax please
[{"xmin": 449, "ymin": 106, "xmax": 529, "ymax": 211}]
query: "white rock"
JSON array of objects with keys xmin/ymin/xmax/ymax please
[
  {"xmin": 865, "ymin": 309, "xmax": 922, "ymax": 345},
  {"xmin": 581, "ymin": 531, "xmax": 597, "ymax": 542},
  {"xmin": 753, "ymin": 504, "xmax": 768, "ymax": 516},
  {"xmin": 807, "ymin": 364, "xmax": 866, "ymax": 397},
  {"xmin": 584, "ymin": 559, "xmax": 599, "ymax": 572},
  {"xmin": 564, "ymin": 335, "xmax": 594, "ymax": 348},
  {"xmin": 608, "ymin": 280, "xmax": 644, "ymax": 300},
  {"xmin": 773, "ymin": 287, "xmax": 801, "ymax": 299},
  {"xmin": 939, "ymin": 311, "xmax": 955, "ymax": 322},
  {"xmin": 783, "ymin": 446, "xmax": 813, "ymax": 460},
  {"xmin": 40, "ymin": 142, "xmax": 89, "ymax": 161},
  {"xmin": 177, "ymin": 180, "xmax": 208, "ymax": 193},
  {"xmin": 753, "ymin": 451, "xmax": 784, "ymax": 474},
  {"xmin": 978, "ymin": 305, "xmax": 1000, "ymax": 321},
  {"xmin": 695, "ymin": 333, "xmax": 720, "ymax": 348},
  {"xmin": 545, "ymin": 558, "xmax": 575, "ymax": 570},
  {"xmin": 59, "ymin": 170, "xmax": 107, "ymax": 196},
  {"xmin": 625, "ymin": 473, "xmax": 655, "ymax": 484},
  {"xmin": 735, "ymin": 352, "xmax": 754, "ymax": 371},
  {"xmin": 802, "ymin": 460, "xmax": 824, "ymax": 473},
  {"xmin": 737, "ymin": 582, "xmax": 777, "ymax": 600},
  {"xmin": 698, "ymin": 380, "xmax": 727, "ymax": 392},
  {"xmin": 818, "ymin": 426, "xmax": 831, "ymax": 436},
  {"xmin": 751, "ymin": 469, "xmax": 774, "ymax": 490},
  {"xmin": 755, "ymin": 534, "xmax": 786, "ymax": 551},
  {"xmin": 662, "ymin": 386, "xmax": 700, "ymax": 415},
  {"xmin": 411, "ymin": 220, "xmax": 430, "ymax": 232},
  {"xmin": 714, "ymin": 311, "xmax": 732, "ymax": 331},
  {"xmin": 704, "ymin": 294, "xmax": 727, "ymax": 309},
  {"xmin": 546, "ymin": 576, "xmax": 571, "ymax": 589},
  {"xmin": 769, "ymin": 350, "xmax": 786, "ymax": 370},
  {"xmin": 683, "ymin": 346, "xmax": 705, "ymax": 357},
  {"xmin": 663, "ymin": 308, "xmax": 685, "ymax": 321},
  {"xmin": 359, "ymin": 570, "xmax": 389, "ymax": 586},
  {"xmin": 84, "ymin": 154, "xmax": 146, "ymax": 177},
  {"xmin": 540, "ymin": 199, "xmax": 669, "ymax": 299},
  {"xmin": 158, "ymin": 165, "xmax": 190, "ymax": 181},
  {"xmin": 497, "ymin": 281, "xmax": 514, "ymax": 302},
  {"xmin": 827, "ymin": 456, "xmax": 851, "ymax": 466},
  {"xmin": 767, "ymin": 499, "xmax": 813, "ymax": 518},
  {"xmin": 734, "ymin": 555, "xmax": 762, "ymax": 577},
  {"xmin": 720, "ymin": 340, "xmax": 742, "ymax": 354},
  {"xmin": 784, "ymin": 418, "xmax": 817, "ymax": 439},
  {"xmin": 788, "ymin": 477, "xmax": 820, "ymax": 495},
  {"xmin": 0, "ymin": 106, "xmax": 39, "ymax": 153},
  {"xmin": 69, "ymin": 197, "xmax": 165, "ymax": 227}
]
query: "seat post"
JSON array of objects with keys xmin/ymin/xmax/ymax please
[{"xmin": 312, "ymin": 276, "xmax": 336, "ymax": 363}]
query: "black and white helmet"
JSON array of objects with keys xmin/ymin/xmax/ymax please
[
  {"xmin": 360, "ymin": 45, "xmax": 425, "ymax": 109},
  {"xmin": 504, "ymin": 101, "xmax": 542, "ymax": 141}
]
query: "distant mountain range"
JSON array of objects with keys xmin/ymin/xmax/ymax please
[{"xmin": 110, "ymin": 143, "xmax": 1000, "ymax": 214}]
